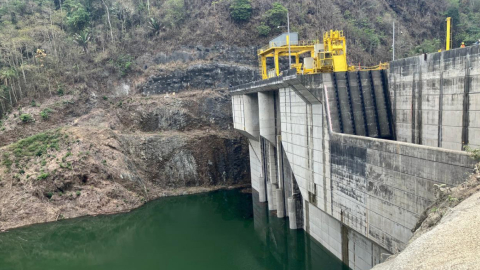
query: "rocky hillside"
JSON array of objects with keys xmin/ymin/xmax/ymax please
[
  {"xmin": 0, "ymin": 0, "xmax": 476, "ymax": 116},
  {"xmin": 0, "ymin": 90, "xmax": 250, "ymax": 230}
]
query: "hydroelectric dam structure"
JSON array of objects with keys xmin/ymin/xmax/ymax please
[{"xmin": 231, "ymin": 47, "xmax": 480, "ymax": 270}]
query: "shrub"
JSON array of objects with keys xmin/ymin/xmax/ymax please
[
  {"xmin": 230, "ymin": 0, "xmax": 252, "ymax": 23},
  {"xmin": 464, "ymin": 145, "xmax": 480, "ymax": 160},
  {"xmin": 410, "ymin": 39, "xmax": 441, "ymax": 55},
  {"xmin": 57, "ymin": 87, "xmax": 64, "ymax": 96},
  {"xmin": 257, "ymin": 23, "xmax": 271, "ymax": 36},
  {"xmin": 111, "ymin": 54, "xmax": 134, "ymax": 77},
  {"xmin": 2, "ymin": 153, "xmax": 12, "ymax": 169},
  {"xmin": 40, "ymin": 108, "xmax": 53, "ymax": 120},
  {"xmin": 11, "ymin": 130, "xmax": 60, "ymax": 158},
  {"xmin": 11, "ymin": 0, "xmax": 27, "ymax": 15},
  {"xmin": 148, "ymin": 18, "xmax": 161, "ymax": 36},
  {"xmin": 163, "ymin": 0, "xmax": 186, "ymax": 28},
  {"xmin": 37, "ymin": 172, "xmax": 49, "ymax": 180},
  {"xmin": 265, "ymin": 2, "xmax": 287, "ymax": 28},
  {"xmin": 76, "ymin": 191, "xmax": 81, "ymax": 196},
  {"xmin": 20, "ymin": 113, "xmax": 34, "ymax": 123}
]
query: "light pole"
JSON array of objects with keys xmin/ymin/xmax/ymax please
[
  {"xmin": 278, "ymin": 11, "xmax": 292, "ymax": 70},
  {"xmin": 277, "ymin": 10, "xmax": 292, "ymax": 69},
  {"xmin": 392, "ymin": 20, "xmax": 395, "ymax": 61},
  {"xmin": 287, "ymin": 10, "xmax": 292, "ymax": 68}
]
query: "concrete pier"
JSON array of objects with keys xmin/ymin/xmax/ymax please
[
  {"xmin": 275, "ymin": 188, "xmax": 285, "ymax": 218},
  {"xmin": 257, "ymin": 176, "xmax": 266, "ymax": 202},
  {"xmin": 266, "ymin": 182, "xmax": 275, "ymax": 211},
  {"xmin": 231, "ymin": 47, "xmax": 479, "ymax": 270},
  {"xmin": 288, "ymin": 197, "xmax": 297, "ymax": 230}
]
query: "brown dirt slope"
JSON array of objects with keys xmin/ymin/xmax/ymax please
[{"xmin": 0, "ymin": 90, "xmax": 250, "ymax": 231}]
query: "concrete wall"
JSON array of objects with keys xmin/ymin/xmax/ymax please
[
  {"xmin": 279, "ymin": 86, "xmax": 333, "ymax": 214},
  {"xmin": 258, "ymin": 92, "xmax": 277, "ymax": 144},
  {"xmin": 306, "ymin": 202, "xmax": 388, "ymax": 270},
  {"xmin": 277, "ymin": 84, "xmax": 474, "ymax": 267},
  {"xmin": 232, "ymin": 69, "xmax": 477, "ymax": 269},
  {"xmin": 390, "ymin": 46, "xmax": 480, "ymax": 150},
  {"xmin": 329, "ymin": 133, "xmax": 475, "ymax": 253},
  {"xmin": 278, "ymin": 85, "xmax": 395, "ymax": 270},
  {"xmin": 232, "ymin": 95, "xmax": 245, "ymax": 131},
  {"xmin": 248, "ymin": 139, "xmax": 263, "ymax": 196}
]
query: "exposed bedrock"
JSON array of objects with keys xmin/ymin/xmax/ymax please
[{"xmin": 142, "ymin": 63, "xmax": 259, "ymax": 95}]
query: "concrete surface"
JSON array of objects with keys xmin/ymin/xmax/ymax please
[{"xmin": 231, "ymin": 49, "xmax": 479, "ymax": 269}]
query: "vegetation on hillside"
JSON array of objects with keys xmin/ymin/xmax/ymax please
[{"xmin": 0, "ymin": 0, "xmax": 479, "ymax": 119}]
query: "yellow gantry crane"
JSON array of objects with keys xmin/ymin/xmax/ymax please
[
  {"xmin": 258, "ymin": 34, "xmax": 318, "ymax": 79},
  {"xmin": 258, "ymin": 30, "xmax": 388, "ymax": 80}
]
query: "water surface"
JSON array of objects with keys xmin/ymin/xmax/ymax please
[{"xmin": 0, "ymin": 189, "xmax": 348, "ymax": 270}]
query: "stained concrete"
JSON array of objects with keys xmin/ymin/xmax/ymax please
[
  {"xmin": 231, "ymin": 52, "xmax": 478, "ymax": 269},
  {"xmin": 389, "ymin": 46, "xmax": 480, "ymax": 150}
]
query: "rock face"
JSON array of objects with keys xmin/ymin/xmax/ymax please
[
  {"xmin": 142, "ymin": 63, "xmax": 259, "ymax": 95},
  {"xmin": 0, "ymin": 90, "xmax": 250, "ymax": 230},
  {"xmin": 119, "ymin": 133, "xmax": 249, "ymax": 188},
  {"xmin": 118, "ymin": 90, "xmax": 235, "ymax": 132},
  {"xmin": 138, "ymin": 44, "xmax": 260, "ymax": 95}
]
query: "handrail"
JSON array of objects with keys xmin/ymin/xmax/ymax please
[
  {"xmin": 349, "ymin": 62, "xmax": 390, "ymax": 71},
  {"xmin": 258, "ymin": 40, "xmax": 320, "ymax": 54}
]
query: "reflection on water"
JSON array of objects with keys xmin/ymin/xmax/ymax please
[
  {"xmin": 251, "ymin": 192, "xmax": 349, "ymax": 270},
  {"xmin": 0, "ymin": 189, "xmax": 348, "ymax": 270}
]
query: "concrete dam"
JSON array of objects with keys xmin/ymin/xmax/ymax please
[{"xmin": 231, "ymin": 47, "xmax": 480, "ymax": 270}]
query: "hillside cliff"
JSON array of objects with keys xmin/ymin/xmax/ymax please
[{"xmin": 0, "ymin": 0, "xmax": 477, "ymax": 116}]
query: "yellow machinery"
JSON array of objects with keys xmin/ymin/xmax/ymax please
[
  {"xmin": 439, "ymin": 17, "xmax": 452, "ymax": 52},
  {"xmin": 258, "ymin": 30, "xmax": 388, "ymax": 80},
  {"xmin": 316, "ymin": 30, "xmax": 349, "ymax": 73},
  {"xmin": 258, "ymin": 38, "xmax": 318, "ymax": 80},
  {"xmin": 446, "ymin": 17, "xmax": 452, "ymax": 51}
]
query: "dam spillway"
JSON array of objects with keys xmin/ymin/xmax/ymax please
[{"xmin": 231, "ymin": 47, "xmax": 480, "ymax": 270}]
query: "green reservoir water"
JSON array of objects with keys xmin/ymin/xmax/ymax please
[{"xmin": 0, "ymin": 189, "xmax": 348, "ymax": 270}]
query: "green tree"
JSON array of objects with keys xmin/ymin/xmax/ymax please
[
  {"xmin": 257, "ymin": 23, "xmax": 271, "ymax": 36},
  {"xmin": 0, "ymin": 67, "xmax": 18, "ymax": 106},
  {"xmin": 64, "ymin": 0, "xmax": 90, "ymax": 32},
  {"xmin": 230, "ymin": 0, "xmax": 252, "ymax": 23},
  {"xmin": 410, "ymin": 39, "xmax": 441, "ymax": 55},
  {"xmin": 265, "ymin": 2, "xmax": 287, "ymax": 28},
  {"xmin": 163, "ymin": 0, "xmax": 185, "ymax": 28},
  {"xmin": 73, "ymin": 30, "xmax": 91, "ymax": 53}
]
